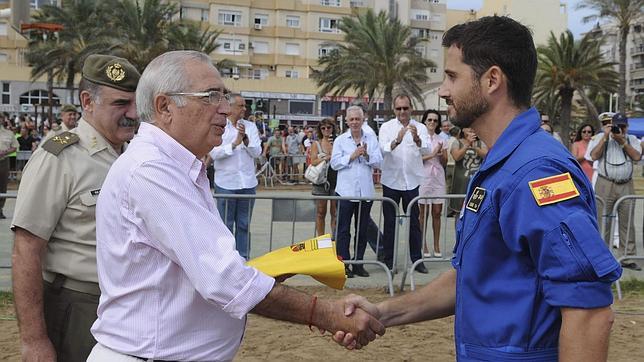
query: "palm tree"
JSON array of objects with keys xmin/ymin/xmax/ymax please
[
  {"xmin": 110, "ymin": 0, "xmax": 232, "ymax": 72},
  {"xmin": 534, "ymin": 31, "xmax": 618, "ymax": 147},
  {"xmin": 26, "ymin": 0, "xmax": 115, "ymax": 103},
  {"xmin": 311, "ymin": 9, "xmax": 435, "ymax": 112},
  {"xmin": 577, "ymin": 0, "xmax": 644, "ymax": 114}
]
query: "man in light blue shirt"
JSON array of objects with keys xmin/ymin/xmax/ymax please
[{"xmin": 331, "ymin": 106, "xmax": 382, "ymax": 278}]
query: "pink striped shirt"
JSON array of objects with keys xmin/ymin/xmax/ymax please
[{"xmin": 92, "ymin": 122, "xmax": 274, "ymax": 361}]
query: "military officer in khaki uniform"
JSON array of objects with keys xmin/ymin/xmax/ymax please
[
  {"xmin": 0, "ymin": 113, "xmax": 18, "ymax": 218},
  {"xmin": 11, "ymin": 54, "xmax": 140, "ymax": 362},
  {"xmin": 46, "ymin": 104, "xmax": 79, "ymax": 139}
]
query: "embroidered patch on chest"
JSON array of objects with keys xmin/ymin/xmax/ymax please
[
  {"xmin": 528, "ymin": 172, "xmax": 579, "ymax": 206},
  {"xmin": 465, "ymin": 187, "xmax": 486, "ymax": 212}
]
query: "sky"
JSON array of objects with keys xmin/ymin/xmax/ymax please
[{"xmin": 446, "ymin": 0, "xmax": 597, "ymax": 38}]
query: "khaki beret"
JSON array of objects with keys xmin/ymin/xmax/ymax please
[
  {"xmin": 60, "ymin": 104, "xmax": 77, "ymax": 113},
  {"xmin": 82, "ymin": 54, "xmax": 140, "ymax": 92}
]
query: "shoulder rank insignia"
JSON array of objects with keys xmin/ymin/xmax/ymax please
[
  {"xmin": 42, "ymin": 132, "xmax": 80, "ymax": 156},
  {"xmin": 528, "ymin": 172, "xmax": 579, "ymax": 206}
]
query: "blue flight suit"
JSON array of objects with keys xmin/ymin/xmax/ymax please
[{"xmin": 452, "ymin": 107, "xmax": 622, "ymax": 361}]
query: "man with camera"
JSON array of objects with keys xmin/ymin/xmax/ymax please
[{"xmin": 589, "ymin": 113, "xmax": 642, "ymax": 270}]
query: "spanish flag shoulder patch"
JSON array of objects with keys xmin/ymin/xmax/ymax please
[{"xmin": 528, "ymin": 172, "xmax": 580, "ymax": 206}]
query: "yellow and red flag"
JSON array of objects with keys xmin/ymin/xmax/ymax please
[{"xmin": 528, "ymin": 172, "xmax": 579, "ymax": 206}]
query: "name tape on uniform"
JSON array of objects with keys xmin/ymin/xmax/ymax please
[
  {"xmin": 466, "ymin": 187, "xmax": 486, "ymax": 212},
  {"xmin": 528, "ymin": 172, "xmax": 579, "ymax": 206}
]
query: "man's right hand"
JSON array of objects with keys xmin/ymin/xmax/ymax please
[
  {"xmin": 396, "ymin": 127, "xmax": 407, "ymax": 143},
  {"xmin": 21, "ymin": 337, "xmax": 56, "ymax": 362},
  {"xmin": 601, "ymin": 123, "xmax": 612, "ymax": 137},
  {"xmin": 326, "ymin": 296, "xmax": 384, "ymax": 349}
]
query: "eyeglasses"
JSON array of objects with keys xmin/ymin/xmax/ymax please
[
  {"xmin": 166, "ymin": 90, "xmax": 232, "ymax": 106},
  {"xmin": 320, "ymin": 126, "xmax": 333, "ymax": 130},
  {"xmin": 395, "ymin": 107, "xmax": 410, "ymax": 111},
  {"xmin": 581, "ymin": 130, "xmax": 593, "ymax": 134},
  {"xmin": 426, "ymin": 118, "xmax": 439, "ymax": 122}
]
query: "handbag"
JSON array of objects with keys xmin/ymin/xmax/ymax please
[{"xmin": 305, "ymin": 159, "xmax": 328, "ymax": 184}]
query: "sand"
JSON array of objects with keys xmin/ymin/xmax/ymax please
[{"xmin": 0, "ymin": 286, "xmax": 642, "ymax": 361}]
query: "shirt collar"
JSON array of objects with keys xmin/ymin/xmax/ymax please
[
  {"xmin": 137, "ymin": 122, "xmax": 203, "ymax": 183},
  {"xmin": 76, "ymin": 118, "xmax": 115, "ymax": 157},
  {"xmin": 479, "ymin": 107, "xmax": 540, "ymax": 173}
]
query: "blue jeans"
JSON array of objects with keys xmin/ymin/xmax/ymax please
[
  {"xmin": 215, "ymin": 185, "xmax": 256, "ymax": 260},
  {"xmin": 336, "ymin": 199, "xmax": 372, "ymax": 262}
]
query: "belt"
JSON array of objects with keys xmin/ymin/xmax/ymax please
[
  {"xmin": 598, "ymin": 174, "xmax": 631, "ymax": 185},
  {"xmin": 43, "ymin": 271, "xmax": 101, "ymax": 296},
  {"xmin": 130, "ymin": 356, "xmax": 178, "ymax": 362}
]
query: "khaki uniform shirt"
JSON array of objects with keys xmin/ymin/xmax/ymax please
[
  {"xmin": 0, "ymin": 127, "xmax": 19, "ymax": 160},
  {"xmin": 43, "ymin": 122, "xmax": 72, "ymax": 142},
  {"xmin": 12, "ymin": 118, "xmax": 121, "ymax": 283}
]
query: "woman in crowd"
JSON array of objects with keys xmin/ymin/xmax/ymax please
[
  {"xmin": 418, "ymin": 110, "xmax": 447, "ymax": 258},
  {"xmin": 571, "ymin": 123, "xmax": 595, "ymax": 181},
  {"xmin": 310, "ymin": 118, "xmax": 338, "ymax": 236},
  {"xmin": 449, "ymin": 127, "xmax": 487, "ymax": 216}
]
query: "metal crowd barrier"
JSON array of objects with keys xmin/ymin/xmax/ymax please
[
  {"xmin": 213, "ymin": 193, "xmax": 401, "ymax": 296},
  {"xmin": 399, "ymin": 194, "xmax": 610, "ymax": 292},
  {"xmin": 399, "ymin": 194, "xmax": 465, "ymax": 292},
  {"xmin": 610, "ymin": 195, "xmax": 644, "ymax": 300},
  {"xmin": 259, "ymin": 154, "xmax": 307, "ymax": 187}
]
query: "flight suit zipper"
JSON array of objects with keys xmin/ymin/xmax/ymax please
[{"xmin": 560, "ymin": 224, "xmax": 594, "ymax": 279}]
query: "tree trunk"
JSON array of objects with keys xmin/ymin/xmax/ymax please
[
  {"xmin": 383, "ymin": 85, "xmax": 393, "ymax": 120},
  {"xmin": 47, "ymin": 69, "xmax": 54, "ymax": 127},
  {"xmin": 618, "ymin": 24, "xmax": 628, "ymax": 114},
  {"xmin": 559, "ymin": 87, "xmax": 574, "ymax": 149},
  {"xmin": 66, "ymin": 61, "xmax": 76, "ymax": 104}
]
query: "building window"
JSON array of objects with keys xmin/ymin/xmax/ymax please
[
  {"xmin": 0, "ymin": 23, "xmax": 7, "ymax": 36},
  {"xmin": 285, "ymin": 42, "xmax": 300, "ymax": 55},
  {"xmin": 19, "ymin": 89, "xmax": 60, "ymax": 106},
  {"xmin": 250, "ymin": 69, "xmax": 269, "ymax": 80},
  {"xmin": 412, "ymin": 28, "xmax": 429, "ymax": 38},
  {"xmin": 319, "ymin": 18, "xmax": 339, "ymax": 33},
  {"xmin": 285, "ymin": 70, "xmax": 299, "ymax": 79},
  {"xmin": 320, "ymin": 0, "xmax": 341, "ymax": 6},
  {"xmin": 430, "ymin": 67, "xmax": 437, "ymax": 73},
  {"xmin": 252, "ymin": 41, "xmax": 269, "ymax": 54},
  {"xmin": 318, "ymin": 46, "xmax": 336, "ymax": 57},
  {"xmin": 0, "ymin": 53, "xmax": 7, "ymax": 62},
  {"xmin": 430, "ymin": 48, "xmax": 439, "ymax": 59},
  {"xmin": 1, "ymin": 83, "xmax": 9, "ymax": 104},
  {"xmin": 254, "ymin": 13, "xmax": 268, "ymax": 26},
  {"xmin": 286, "ymin": 15, "xmax": 300, "ymax": 28},
  {"xmin": 289, "ymin": 100, "xmax": 314, "ymax": 115},
  {"xmin": 415, "ymin": 13, "xmax": 428, "ymax": 21},
  {"xmin": 219, "ymin": 38, "xmax": 244, "ymax": 54},
  {"xmin": 30, "ymin": 0, "xmax": 56, "ymax": 9},
  {"xmin": 201, "ymin": 9, "xmax": 209, "ymax": 22},
  {"xmin": 218, "ymin": 10, "xmax": 242, "ymax": 26},
  {"xmin": 414, "ymin": 45, "xmax": 425, "ymax": 57}
]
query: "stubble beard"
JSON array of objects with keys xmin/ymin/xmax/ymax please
[{"xmin": 449, "ymin": 81, "xmax": 489, "ymax": 129}]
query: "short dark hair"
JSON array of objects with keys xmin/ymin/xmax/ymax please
[
  {"xmin": 393, "ymin": 93, "xmax": 412, "ymax": 107},
  {"xmin": 442, "ymin": 16, "xmax": 537, "ymax": 108},
  {"xmin": 421, "ymin": 109, "xmax": 441, "ymax": 134}
]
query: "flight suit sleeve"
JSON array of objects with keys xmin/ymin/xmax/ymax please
[
  {"xmin": 12, "ymin": 148, "xmax": 70, "ymax": 241},
  {"xmin": 498, "ymin": 160, "xmax": 621, "ymax": 309}
]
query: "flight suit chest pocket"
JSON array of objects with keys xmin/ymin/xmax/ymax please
[{"xmin": 79, "ymin": 189, "xmax": 100, "ymax": 207}]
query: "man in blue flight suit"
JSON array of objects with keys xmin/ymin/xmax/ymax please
[{"xmin": 333, "ymin": 16, "xmax": 622, "ymax": 361}]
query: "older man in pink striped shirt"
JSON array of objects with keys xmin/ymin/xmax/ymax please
[{"xmin": 87, "ymin": 51, "xmax": 384, "ymax": 361}]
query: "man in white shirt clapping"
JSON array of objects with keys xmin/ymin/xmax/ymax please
[
  {"xmin": 210, "ymin": 93, "xmax": 261, "ymax": 259},
  {"xmin": 378, "ymin": 94, "xmax": 430, "ymax": 274}
]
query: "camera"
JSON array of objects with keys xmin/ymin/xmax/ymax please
[{"xmin": 611, "ymin": 125, "xmax": 620, "ymax": 134}]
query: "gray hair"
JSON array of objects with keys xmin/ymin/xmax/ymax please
[
  {"xmin": 78, "ymin": 78, "xmax": 102, "ymax": 105},
  {"xmin": 345, "ymin": 105, "xmax": 364, "ymax": 118},
  {"xmin": 136, "ymin": 50, "xmax": 215, "ymax": 123}
]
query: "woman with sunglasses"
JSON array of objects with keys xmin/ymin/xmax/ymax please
[
  {"xmin": 571, "ymin": 123, "xmax": 595, "ymax": 180},
  {"xmin": 418, "ymin": 110, "xmax": 447, "ymax": 258},
  {"xmin": 310, "ymin": 118, "xmax": 338, "ymax": 236}
]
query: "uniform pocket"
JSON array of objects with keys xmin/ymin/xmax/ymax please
[{"xmin": 79, "ymin": 189, "xmax": 100, "ymax": 207}]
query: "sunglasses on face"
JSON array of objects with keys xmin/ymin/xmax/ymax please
[
  {"xmin": 320, "ymin": 126, "xmax": 333, "ymax": 130},
  {"xmin": 581, "ymin": 130, "xmax": 592, "ymax": 134},
  {"xmin": 395, "ymin": 107, "xmax": 410, "ymax": 111},
  {"xmin": 426, "ymin": 118, "xmax": 439, "ymax": 122}
]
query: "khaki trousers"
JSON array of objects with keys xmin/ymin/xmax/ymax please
[{"xmin": 595, "ymin": 176, "xmax": 636, "ymax": 256}]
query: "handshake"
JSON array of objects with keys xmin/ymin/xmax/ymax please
[{"xmin": 315, "ymin": 293, "xmax": 385, "ymax": 350}]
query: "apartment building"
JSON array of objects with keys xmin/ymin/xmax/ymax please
[
  {"xmin": 0, "ymin": 0, "xmax": 447, "ymax": 122},
  {"xmin": 180, "ymin": 0, "xmax": 447, "ymax": 120},
  {"xmin": 587, "ymin": 19, "xmax": 644, "ymax": 108}
]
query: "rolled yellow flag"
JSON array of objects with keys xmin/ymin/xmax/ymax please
[{"xmin": 247, "ymin": 234, "xmax": 346, "ymax": 290}]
